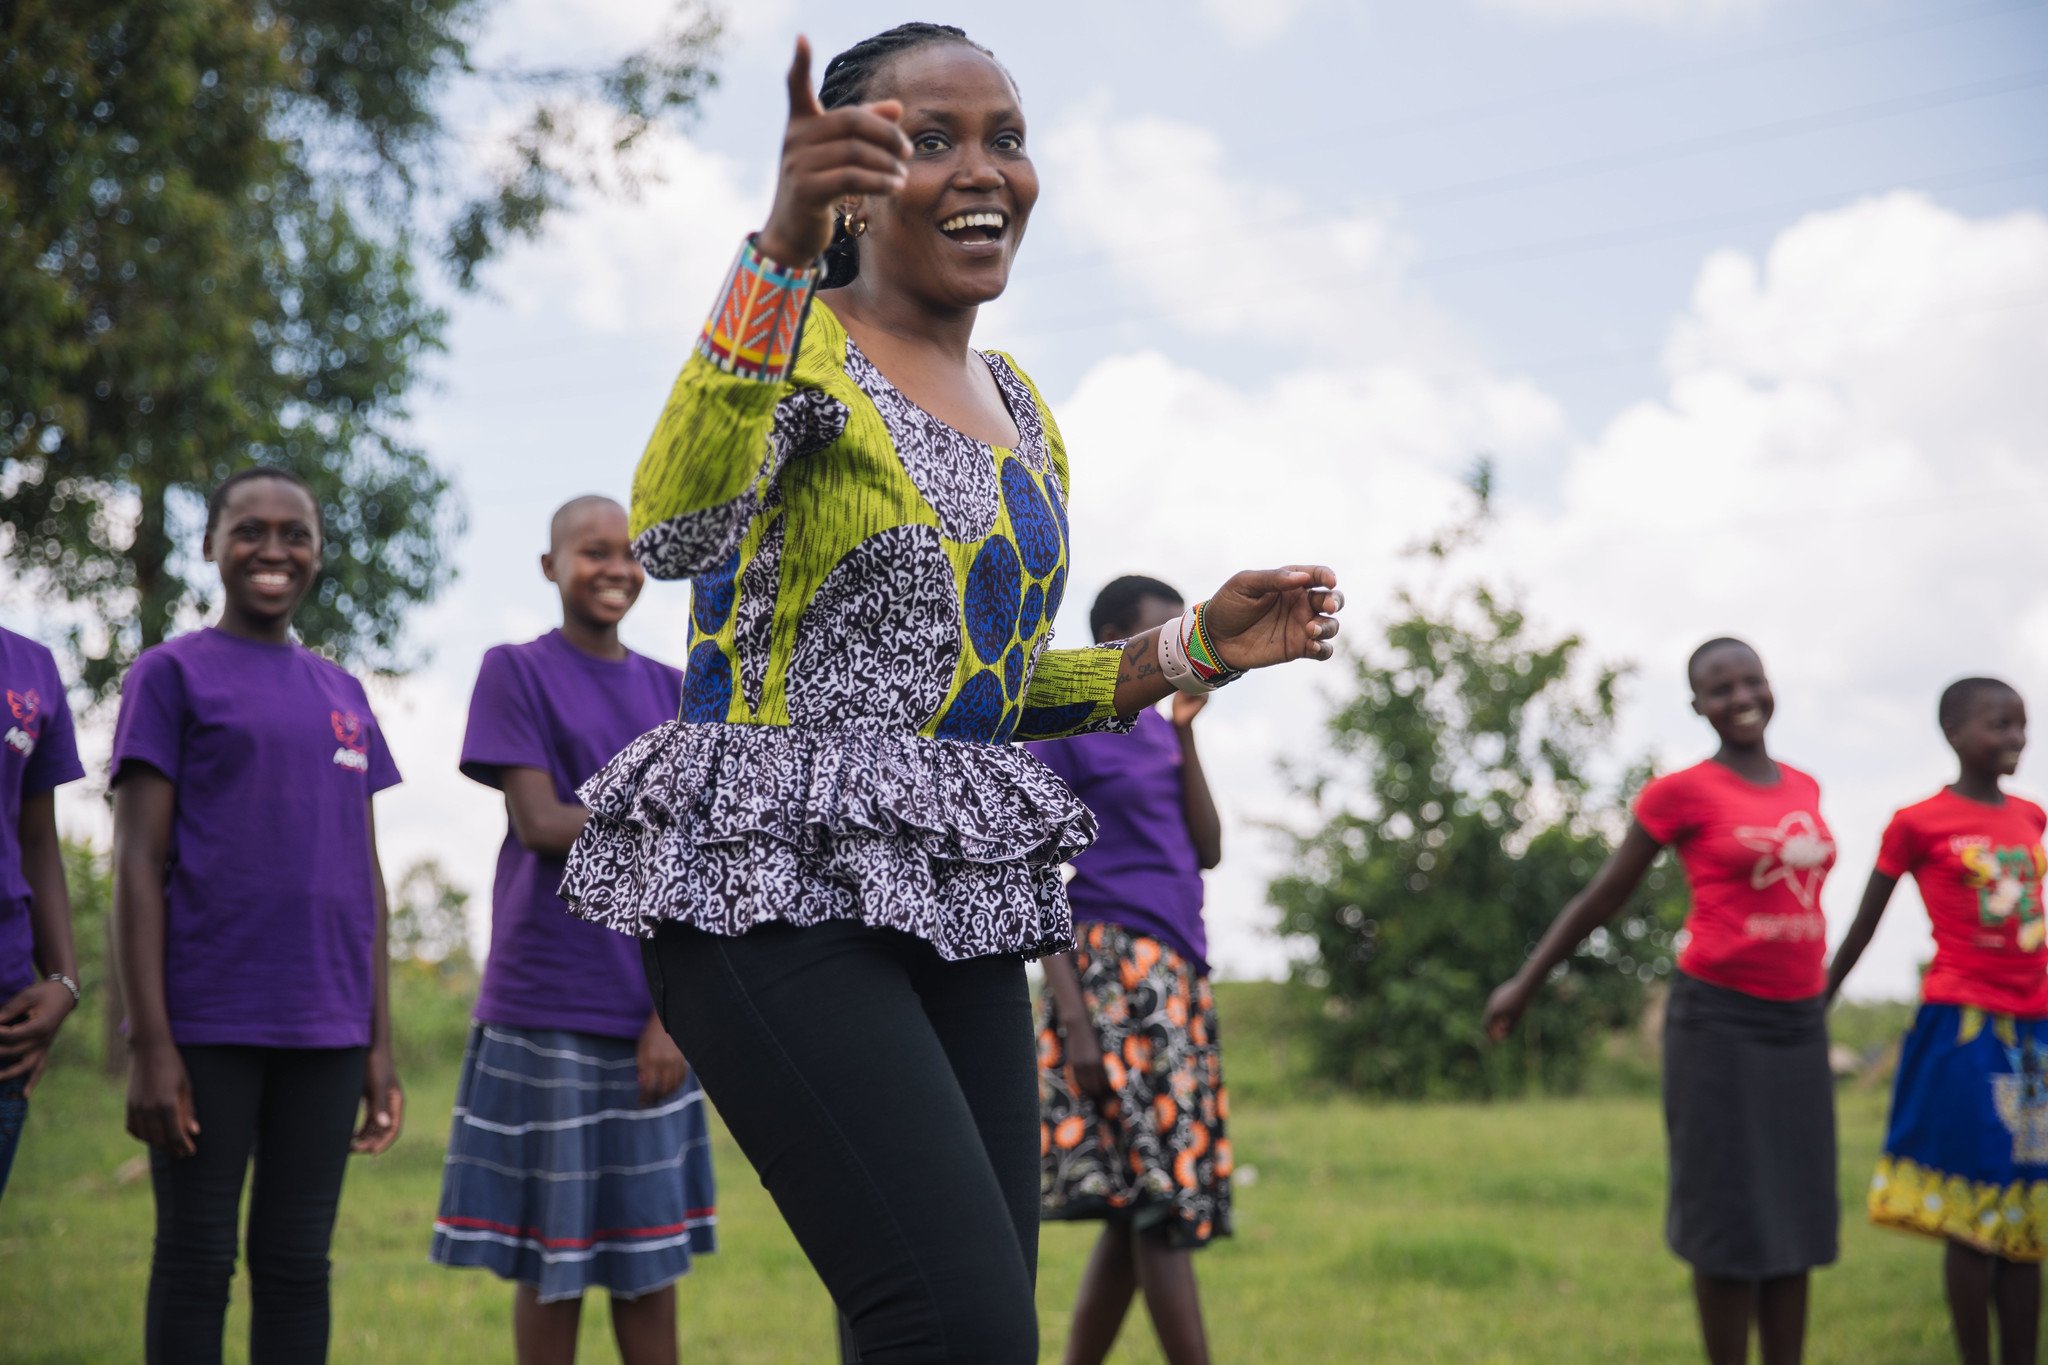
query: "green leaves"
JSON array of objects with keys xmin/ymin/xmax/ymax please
[
  {"xmin": 1273, "ymin": 481, "xmax": 1686, "ymax": 1098},
  {"xmin": 2, "ymin": 0, "xmax": 720, "ymax": 700}
]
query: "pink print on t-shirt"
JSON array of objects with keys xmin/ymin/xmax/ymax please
[{"xmin": 4, "ymin": 689, "xmax": 41, "ymax": 756}]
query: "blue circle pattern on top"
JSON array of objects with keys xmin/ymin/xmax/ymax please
[
  {"xmin": 935, "ymin": 669, "xmax": 1006, "ymax": 743},
  {"xmin": 941, "ymin": 455, "xmax": 1078, "ymax": 743},
  {"xmin": 692, "ymin": 545, "xmax": 740, "ymax": 634},
  {"xmin": 1003, "ymin": 460, "xmax": 1062, "ymax": 579},
  {"xmin": 681, "ymin": 640, "xmax": 733, "ymax": 723},
  {"xmin": 964, "ymin": 537, "xmax": 1021, "ymax": 665},
  {"xmin": 1020, "ymin": 583, "xmax": 1044, "ymax": 637},
  {"xmin": 1015, "ymin": 700, "xmax": 1097, "ymax": 741}
]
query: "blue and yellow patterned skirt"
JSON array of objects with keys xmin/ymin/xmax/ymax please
[{"xmin": 1870, "ymin": 1004, "xmax": 2048, "ymax": 1261}]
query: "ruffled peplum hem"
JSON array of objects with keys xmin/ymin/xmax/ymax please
[{"xmin": 559, "ymin": 720, "xmax": 1097, "ymax": 960}]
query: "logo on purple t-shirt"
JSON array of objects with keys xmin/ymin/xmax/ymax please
[
  {"xmin": 331, "ymin": 709, "xmax": 370, "ymax": 772},
  {"xmin": 4, "ymin": 689, "xmax": 40, "ymax": 757}
]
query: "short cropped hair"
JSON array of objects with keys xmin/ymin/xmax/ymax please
[{"xmin": 1090, "ymin": 575, "xmax": 1182, "ymax": 642}]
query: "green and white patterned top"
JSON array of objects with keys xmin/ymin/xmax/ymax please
[{"xmin": 560, "ymin": 237, "xmax": 1128, "ymax": 960}]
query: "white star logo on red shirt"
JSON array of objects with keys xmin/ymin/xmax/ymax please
[{"xmin": 1734, "ymin": 810, "xmax": 1834, "ymax": 911}]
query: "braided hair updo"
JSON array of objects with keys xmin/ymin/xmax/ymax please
[{"xmin": 816, "ymin": 23, "xmax": 1006, "ymax": 289}]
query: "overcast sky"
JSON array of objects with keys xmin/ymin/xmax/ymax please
[{"xmin": 34, "ymin": 0, "xmax": 2048, "ymax": 998}]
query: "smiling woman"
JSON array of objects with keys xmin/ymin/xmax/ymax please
[
  {"xmin": 1485, "ymin": 638, "xmax": 1841, "ymax": 1365},
  {"xmin": 556, "ymin": 24, "xmax": 1345, "ymax": 1364},
  {"xmin": 109, "ymin": 466, "xmax": 406, "ymax": 1362}
]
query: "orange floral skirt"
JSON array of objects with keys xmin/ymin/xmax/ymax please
[{"xmin": 1038, "ymin": 922, "xmax": 1232, "ymax": 1249}]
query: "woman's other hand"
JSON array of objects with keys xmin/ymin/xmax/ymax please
[{"xmin": 1205, "ymin": 566, "xmax": 1344, "ymax": 671}]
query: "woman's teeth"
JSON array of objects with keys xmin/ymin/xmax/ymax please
[
  {"xmin": 251, "ymin": 571, "xmax": 292, "ymax": 590},
  {"xmin": 939, "ymin": 211, "xmax": 1005, "ymax": 238},
  {"xmin": 1732, "ymin": 708, "xmax": 1764, "ymax": 726},
  {"xmin": 595, "ymin": 587, "xmax": 630, "ymax": 605}
]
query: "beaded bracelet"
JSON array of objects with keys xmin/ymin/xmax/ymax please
[
  {"xmin": 1157, "ymin": 600, "xmax": 1243, "ymax": 696},
  {"xmin": 696, "ymin": 235, "xmax": 820, "ymax": 383}
]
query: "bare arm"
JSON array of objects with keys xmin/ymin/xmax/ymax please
[
  {"xmin": 0, "ymin": 793, "xmax": 79, "ymax": 1092},
  {"xmin": 1110, "ymin": 569, "xmax": 1345, "ymax": 721},
  {"xmin": 353, "ymin": 800, "xmax": 403, "ymax": 1154},
  {"xmin": 114, "ymin": 767, "xmax": 199, "ymax": 1155},
  {"xmin": 19, "ymin": 793, "xmax": 76, "ymax": 984},
  {"xmin": 1041, "ymin": 950, "xmax": 1112, "ymax": 1098},
  {"xmin": 1825, "ymin": 869, "xmax": 1899, "ymax": 1006},
  {"xmin": 1173, "ymin": 700, "xmax": 1222, "ymax": 870},
  {"xmin": 1111, "ymin": 626, "xmax": 1172, "ymax": 718},
  {"xmin": 1484, "ymin": 821, "xmax": 1665, "ymax": 1040},
  {"xmin": 500, "ymin": 766, "xmax": 590, "ymax": 858}
]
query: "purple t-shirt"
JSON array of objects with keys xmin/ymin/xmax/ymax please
[
  {"xmin": 1, "ymin": 628, "xmax": 86, "ymax": 1001},
  {"xmin": 110, "ymin": 628, "xmax": 401, "ymax": 1048},
  {"xmin": 1027, "ymin": 708, "xmax": 1209, "ymax": 974},
  {"xmin": 460, "ymin": 630, "xmax": 682, "ymax": 1040}
]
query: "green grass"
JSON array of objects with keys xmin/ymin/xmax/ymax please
[{"xmin": 0, "ymin": 985, "xmax": 1954, "ymax": 1363}]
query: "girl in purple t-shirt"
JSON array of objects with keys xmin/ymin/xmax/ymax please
[
  {"xmin": 1031, "ymin": 576, "xmax": 1232, "ymax": 1365},
  {"xmin": 431, "ymin": 496, "xmax": 717, "ymax": 1364},
  {"xmin": 0, "ymin": 625, "xmax": 87, "ymax": 1203},
  {"xmin": 112, "ymin": 468, "xmax": 404, "ymax": 1363}
]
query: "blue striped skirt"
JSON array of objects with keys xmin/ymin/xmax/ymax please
[{"xmin": 430, "ymin": 1024, "xmax": 718, "ymax": 1301}]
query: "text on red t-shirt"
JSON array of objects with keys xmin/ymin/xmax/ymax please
[{"xmin": 1633, "ymin": 759, "xmax": 1835, "ymax": 1001}]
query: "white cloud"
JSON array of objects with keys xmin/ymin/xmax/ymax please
[
  {"xmin": 1043, "ymin": 189, "xmax": 2048, "ymax": 993},
  {"xmin": 1481, "ymin": 190, "xmax": 2048, "ymax": 997},
  {"xmin": 1051, "ymin": 353, "xmax": 1569, "ymax": 976},
  {"xmin": 1026, "ymin": 109, "xmax": 1471, "ymax": 366},
  {"xmin": 469, "ymin": 0, "xmax": 780, "ymax": 74},
  {"xmin": 473, "ymin": 116, "xmax": 767, "ymax": 344}
]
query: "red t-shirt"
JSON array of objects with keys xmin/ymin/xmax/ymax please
[
  {"xmin": 1876, "ymin": 789, "xmax": 2048, "ymax": 1017},
  {"xmin": 1634, "ymin": 760, "xmax": 1835, "ymax": 1000}
]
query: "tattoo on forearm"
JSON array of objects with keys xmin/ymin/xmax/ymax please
[{"xmin": 1119, "ymin": 641, "xmax": 1161, "ymax": 687}]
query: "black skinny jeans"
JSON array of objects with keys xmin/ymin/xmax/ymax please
[
  {"xmin": 146, "ymin": 1045, "xmax": 366, "ymax": 1364},
  {"xmin": 644, "ymin": 920, "xmax": 1040, "ymax": 1365}
]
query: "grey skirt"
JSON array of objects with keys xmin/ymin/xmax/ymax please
[{"xmin": 1662, "ymin": 971, "xmax": 1839, "ymax": 1278}]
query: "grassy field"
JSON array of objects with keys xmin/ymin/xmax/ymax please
[{"xmin": 0, "ymin": 984, "xmax": 1955, "ymax": 1363}]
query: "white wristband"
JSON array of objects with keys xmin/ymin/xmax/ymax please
[{"xmin": 1157, "ymin": 614, "xmax": 1214, "ymax": 696}]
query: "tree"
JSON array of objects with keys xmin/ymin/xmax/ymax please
[
  {"xmin": 1, "ymin": 0, "xmax": 720, "ymax": 698},
  {"xmin": 389, "ymin": 857, "xmax": 473, "ymax": 969},
  {"xmin": 1270, "ymin": 473, "xmax": 1687, "ymax": 1098}
]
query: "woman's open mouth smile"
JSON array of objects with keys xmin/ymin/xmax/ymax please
[{"xmin": 938, "ymin": 209, "xmax": 1008, "ymax": 255}]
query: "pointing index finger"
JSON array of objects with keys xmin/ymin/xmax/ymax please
[{"xmin": 787, "ymin": 35, "xmax": 824, "ymax": 119}]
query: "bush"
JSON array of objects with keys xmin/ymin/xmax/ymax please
[{"xmin": 1272, "ymin": 477, "xmax": 1686, "ymax": 1099}]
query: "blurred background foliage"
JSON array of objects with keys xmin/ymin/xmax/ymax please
[
  {"xmin": 1, "ymin": 0, "xmax": 722, "ymax": 700},
  {"xmin": 1272, "ymin": 467, "xmax": 1692, "ymax": 1098}
]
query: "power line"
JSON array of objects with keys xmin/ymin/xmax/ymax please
[
  {"xmin": 1411, "ymin": 155, "xmax": 2048, "ymax": 280},
  {"xmin": 444, "ymin": 279, "xmax": 2048, "ymax": 412},
  {"xmin": 1337, "ymin": 0, "xmax": 2045, "ymax": 145},
  {"xmin": 1017, "ymin": 0, "xmax": 2047, "ymax": 276},
  {"xmin": 1021, "ymin": 65, "xmax": 2048, "ymax": 283},
  {"xmin": 453, "ymin": 146, "xmax": 2048, "ymax": 373},
  {"xmin": 997, "ymin": 154, "xmax": 2048, "ymax": 344},
  {"xmin": 1403, "ymin": 66, "xmax": 2048, "ymax": 212}
]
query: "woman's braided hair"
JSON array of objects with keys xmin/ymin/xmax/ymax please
[{"xmin": 816, "ymin": 22, "xmax": 1003, "ymax": 289}]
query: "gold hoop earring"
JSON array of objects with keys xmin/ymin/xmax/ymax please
[{"xmin": 850, "ymin": 216, "xmax": 868, "ymax": 238}]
